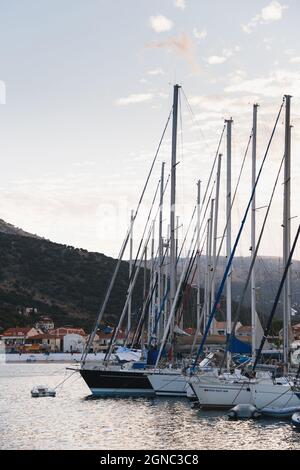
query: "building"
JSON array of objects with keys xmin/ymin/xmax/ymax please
[
  {"xmin": 35, "ymin": 316, "xmax": 54, "ymax": 332},
  {"xmin": 86, "ymin": 330, "xmax": 125, "ymax": 353},
  {"xmin": 23, "ymin": 333, "xmax": 62, "ymax": 353},
  {"xmin": 1, "ymin": 327, "xmax": 41, "ymax": 352},
  {"xmin": 292, "ymin": 323, "xmax": 300, "ymax": 340},
  {"xmin": 63, "ymin": 333, "xmax": 85, "ymax": 353},
  {"xmin": 50, "ymin": 327, "xmax": 86, "ymax": 337},
  {"xmin": 18, "ymin": 307, "xmax": 38, "ymax": 317}
]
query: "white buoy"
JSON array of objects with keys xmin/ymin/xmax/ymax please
[
  {"xmin": 291, "ymin": 412, "xmax": 300, "ymax": 429},
  {"xmin": 228, "ymin": 404, "xmax": 261, "ymax": 420}
]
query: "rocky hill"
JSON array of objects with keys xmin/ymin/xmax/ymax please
[
  {"xmin": 0, "ymin": 230, "xmax": 146, "ymax": 331},
  {"xmin": 0, "ymin": 219, "xmax": 298, "ymax": 333}
]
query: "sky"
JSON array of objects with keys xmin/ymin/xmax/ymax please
[{"xmin": 0, "ymin": 0, "xmax": 300, "ymax": 261}]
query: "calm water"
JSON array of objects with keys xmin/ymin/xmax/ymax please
[{"xmin": 1, "ymin": 363, "xmax": 300, "ymax": 450}]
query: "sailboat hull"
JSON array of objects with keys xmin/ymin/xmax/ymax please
[
  {"xmin": 80, "ymin": 368, "xmax": 155, "ymax": 397},
  {"xmin": 189, "ymin": 375, "xmax": 252, "ymax": 409},
  {"xmin": 251, "ymin": 382, "xmax": 300, "ymax": 409},
  {"xmin": 147, "ymin": 371, "xmax": 188, "ymax": 397}
]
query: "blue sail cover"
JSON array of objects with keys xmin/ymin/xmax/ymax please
[{"xmin": 228, "ymin": 335, "xmax": 251, "ymax": 354}]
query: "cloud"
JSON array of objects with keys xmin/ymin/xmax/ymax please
[
  {"xmin": 224, "ymin": 69, "xmax": 300, "ymax": 98},
  {"xmin": 174, "ymin": 0, "xmax": 186, "ymax": 10},
  {"xmin": 290, "ymin": 57, "xmax": 300, "ymax": 64},
  {"xmin": 204, "ymin": 47, "xmax": 240, "ymax": 65},
  {"xmin": 193, "ymin": 28, "xmax": 207, "ymax": 40},
  {"xmin": 242, "ymin": 1, "xmax": 288, "ymax": 34},
  {"xmin": 205, "ymin": 55, "xmax": 227, "ymax": 65},
  {"xmin": 149, "ymin": 15, "xmax": 173, "ymax": 33},
  {"xmin": 147, "ymin": 68, "xmax": 165, "ymax": 75},
  {"xmin": 146, "ymin": 33, "xmax": 201, "ymax": 73},
  {"xmin": 189, "ymin": 94, "xmax": 260, "ymax": 115},
  {"xmin": 114, "ymin": 93, "xmax": 154, "ymax": 106}
]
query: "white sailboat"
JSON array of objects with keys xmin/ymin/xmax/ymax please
[{"xmin": 189, "ymin": 99, "xmax": 298, "ymax": 409}]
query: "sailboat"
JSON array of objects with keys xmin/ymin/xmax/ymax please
[
  {"xmin": 189, "ymin": 96, "xmax": 298, "ymax": 409},
  {"xmin": 188, "ymin": 110, "xmax": 254, "ymax": 408}
]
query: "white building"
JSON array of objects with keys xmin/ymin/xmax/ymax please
[
  {"xmin": 63, "ymin": 333, "xmax": 85, "ymax": 353},
  {"xmin": 35, "ymin": 316, "xmax": 54, "ymax": 332}
]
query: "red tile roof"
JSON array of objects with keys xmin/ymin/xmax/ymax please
[
  {"xmin": 49, "ymin": 328, "xmax": 86, "ymax": 337},
  {"xmin": 28, "ymin": 333, "xmax": 61, "ymax": 340},
  {"xmin": 2, "ymin": 327, "xmax": 32, "ymax": 337}
]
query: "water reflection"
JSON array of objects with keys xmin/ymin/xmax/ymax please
[{"xmin": 1, "ymin": 363, "xmax": 300, "ymax": 450}]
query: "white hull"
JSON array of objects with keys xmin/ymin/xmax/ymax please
[
  {"xmin": 189, "ymin": 374, "xmax": 252, "ymax": 409},
  {"xmin": 251, "ymin": 380, "xmax": 300, "ymax": 409},
  {"xmin": 147, "ymin": 370, "xmax": 189, "ymax": 397}
]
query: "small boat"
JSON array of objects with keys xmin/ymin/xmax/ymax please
[
  {"xmin": 228, "ymin": 404, "xmax": 261, "ymax": 420},
  {"xmin": 291, "ymin": 412, "xmax": 300, "ymax": 428},
  {"xmin": 260, "ymin": 406, "xmax": 300, "ymax": 419},
  {"xmin": 31, "ymin": 385, "xmax": 56, "ymax": 397}
]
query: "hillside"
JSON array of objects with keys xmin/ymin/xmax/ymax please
[
  {"xmin": 0, "ymin": 219, "xmax": 43, "ymax": 239},
  {"xmin": 0, "ymin": 219, "xmax": 298, "ymax": 333},
  {"xmin": 0, "ymin": 231, "xmax": 146, "ymax": 331}
]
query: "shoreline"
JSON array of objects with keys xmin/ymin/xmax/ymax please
[{"xmin": 0, "ymin": 352, "xmax": 106, "ymax": 363}]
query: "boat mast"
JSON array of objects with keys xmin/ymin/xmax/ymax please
[
  {"xmin": 207, "ymin": 199, "xmax": 215, "ymax": 334},
  {"xmin": 203, "ymin": 220, "xmax": 210, "ymax": 333},
  {"xmin": 127, "ymin": 209, "xmax": 134, "ymax": 337},
  {"xmin": 225, "ymin": 118, "xmax": 233, "ymax": 368},
  {"xmin": 283, "ymin": 95, "xmax": 292, "ymax": 371},
  {"xmin": 196, "ymin": 180, "xmax": 202, "ymax": 333},
  {"xmin": 251, "ymin": 104, "xmax": 258, "ymax": 359},
  {"xmin": 169, "ymin": 84, "xmax": 180, "ymax": 336},
  {"xmin": 148, "ymin": 220, "xmax": 155, "ymax": 344},
  {"xmin": 211, "ymin": 154, "xmax": 222, "ymax": 334},
  {"xmin": 158, "ymin": 162, "xmax": 165, "ymax": 341},
  {"xmin": 164, "ymin": 223, "xmax": 170, "ymax": 332},
  {"xmin": 141, "ymin": 245, "xmax": 147, "ymax": 350}
]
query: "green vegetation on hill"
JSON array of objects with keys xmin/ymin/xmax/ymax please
[{"xmin": 0, "ymin": 232, "xmax": 145, "ymax": 331}]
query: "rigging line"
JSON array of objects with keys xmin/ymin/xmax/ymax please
[
  {"xmin": 176, "ymin": 258, "xmax": 198, "ymax": 327},
  {"xmin": 181, "ymin": 87, "xmax": 215, "ymax": 155},
  {"xmin": 132, "ymin": 273, "xmax": 158, "ymax": 346},
  {"xmin": 150, "ymin": 279, "xmax": 170, "ymax": 341},
  {"xmin": 154, "ymin": 202, "xmax": 208, "ymax": 368},
  {"xmin": 209, "ymin": 131, "xmax": 253, "ymax": 293},
  {"xmin": 129, "ymin": 177, "xmax": 161, "ymax": 285},
  {"xmin": 81, "ymin": 107, "xmax": 173, "ymax": 364},
  {"xmin": 192, "ymin": 98, "xmax": 285, "ymax": 369},
  {"xmin": 156, "ymin": 215, "xmax": 209, "ymax": 367},
  {"xmin": 109, "ymin": 175, "xmax": 170, "ymax": 352},
  {"xmin": 220, "ymin": 152, "xmax": 286, "ymax": 371},
  {"xmin": 191, "ymin": 131, "xmax": 253, "ymax": 353},
  {"xmin": 168, "ymin": 180, "xmax": 216, "ymax": 350},
  {"xmin": 113, "ymin": 192, "xmax": 166, "ymax": 350},
  {"xmin": 173, "ymin": 179, "xmax": 216, "ymax": 327},
  {"xmin": 257, "ymin": 385, "xmax": 295, "ymax": 410},
  {"xmin": 258, "ymin": 257, "xmax": 277, "ymax": 296},
  {"xmin": 124, "ymin": 220, "xmax": 165, "ymax": 347},
  {"xmin": 199, "ymin": 125, "xmax": 226, "ymax": 220},
  {"xmin": 104, "ymin": 222, "xmax": 155, "ymax": 363},
  {"xmin": 54, "ymin": 371, "xmax": 78, "ymax": 390},
  {"xmin": 174, "ymin": 219, "xmax": 209, "ymax": 328},
  {"xmin": 123, "ymin": 172, "xmax": 171, "ymax": 344},
  {"xmin": 253, "ymin": 223, "xmax": 300, "ymax": 371},
  {"xmin": 191, "ymin": 228, "xmax": 211, "ymax": 352},
  {"xmin": 177, "ymin": 205, "xmax": 197, "ymax": 260}
]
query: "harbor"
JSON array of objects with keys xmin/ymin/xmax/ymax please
[
  {"xmin": 1, "ymin": 0, "xmax": 300, "ymax": 455},
  {"xmin": 1, "ymin": 362, "xmax": 300, "ymax": 450}
]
